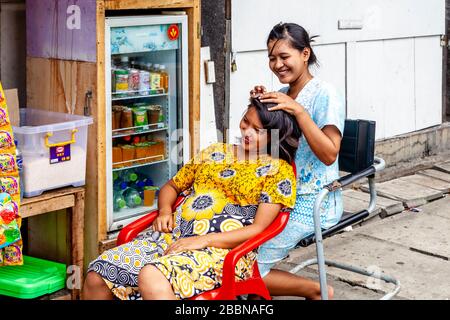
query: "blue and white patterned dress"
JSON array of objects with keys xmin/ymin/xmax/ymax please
[{"xmin": 257, "ymin": 77, "xmax": 346, "ymax": 276}]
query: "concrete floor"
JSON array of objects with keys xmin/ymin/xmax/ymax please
[{"xmin": 273, "ymin": 161, "xmax": 450, "ymax": 300}]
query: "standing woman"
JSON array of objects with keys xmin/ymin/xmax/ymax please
[{"xmin": 251, "ymin": 22, "xmax": 345, "ymax": 299}]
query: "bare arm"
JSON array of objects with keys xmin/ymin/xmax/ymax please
[
  {"xmin": 295, "ymin": 111, "xmax": 342, "ymax": 166},
  {"xmin": 152, "ymin": 179, "xmax": 180, "ymax": 233}
]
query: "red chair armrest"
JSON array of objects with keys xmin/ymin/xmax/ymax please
[
  {"xmin": 116, "ymin": 195, "xmax": 186, "ymax": 246},
  {"xmin": 220, "ymin": 211, "xmax": 290, "ymax": 292},
  {"xmin": 117, "ymin": 210, "xmax": 159, "ymax": 246}
]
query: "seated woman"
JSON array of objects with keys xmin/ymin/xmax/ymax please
[{"xmin": 83, "ymin": 97, "xmax": 302, "ymax": 300}]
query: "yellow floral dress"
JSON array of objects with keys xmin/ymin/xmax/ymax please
[{"xmin": 88, "ymin": 143, "xmax": 296, "ymax": 300}]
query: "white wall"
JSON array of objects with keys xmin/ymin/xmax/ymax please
[{"xmin": 229, "ymin": 0, "xmax": 445, "ymax": 140}]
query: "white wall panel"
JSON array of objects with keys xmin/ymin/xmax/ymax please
[
  {"xmin": 231, "ymin": 0, "xmax": 445, "ymax": 52},
  {"xmin": 347, "ymin": 39, "xmax": 416, "ymax": 139},
  {"xmin": 347, "ymin": 41, "xmax": 387, "ymax": 139},
  {"xmin": 309, "ymin": 43, "xmax": 347, "ymax": 105},
  {"xmin": 382, "ymin": 39, "xmax": 416, "ymax": 138},
  {"xmin": 229, "ymin": 1, "xmax": 444, "ymax": 140},
  {"xmin": 228, "ymin": 51, "xmax": 273, "ymax": 142},
  {"xmin": 415, "ymin": 36, "xmax": 443, "ymax": 130}
]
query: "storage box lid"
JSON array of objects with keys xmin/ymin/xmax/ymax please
[
  {"xmin": 0, "ymin": 255, "xmax": 67, "ymax": 299},
  {"xmin": 12, "ymin": 108, "xmax": 93, "ymax": 134}
]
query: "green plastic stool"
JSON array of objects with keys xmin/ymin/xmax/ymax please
[{"xmin": 0, "ymin": 255, "xmax": 67, "ymax": 299}]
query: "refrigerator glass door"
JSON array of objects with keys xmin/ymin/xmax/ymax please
[{"xmin": 105, "ymin": 15, "xmax": 189, "ymax": 233}]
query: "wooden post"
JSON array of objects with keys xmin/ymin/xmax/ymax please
[{"xmin": 71, "ymin": 190, "xmax": 85, "ymax": 300}]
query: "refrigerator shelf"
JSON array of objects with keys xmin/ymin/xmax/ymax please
[
  {"xmin": 112, "ymin": 125, "xmax": 168, "ymax": 138},
  {"xmin": 112, "ymin": 91, "xmax": 168, "ymax": 101},
  {"xmin": 113, "ymin": 157, "xmax": 168, "ymax": 172}
]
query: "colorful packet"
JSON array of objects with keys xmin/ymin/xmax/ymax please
[
  {"xmin": 3, "ymin": 241, "xmax": 22, "ymax": 266},
  {"xmin": 0, "ymin": 153, "xmax": 17, "ymax": 176},
  {"xmin": 0, "ymin": 131, "xmax": 14, "ymax": 153},
  {"xmin": 0, "ymin": 176, "xmax": 19, "ymax": 196},
  {"xmin": 0, "ymin": 108, "xmax": 10, "ymax": 128},
  {"xmin": 0, "ymin": 82, "xmax": 22, "ymax": 266}
]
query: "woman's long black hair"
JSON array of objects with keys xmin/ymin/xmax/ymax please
[
  {"xmin": 267, "ymin": 22, "xmax": 319, "ymax": 67},
  {"xmin": 249, "ymin": 97, "xmax": 301, "ymax": 163}
]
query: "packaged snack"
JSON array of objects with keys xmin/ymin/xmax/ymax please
[
  {"xmin": 0, "ymin": 192, "xmax": 12, "ymax": 206},
  {"xmin": 0, "ymin": 153, "xmax": 17, "ymax": 176},
  {"xmin": 0, "ymin": 108, "xmax": 10, "ymax": 128},
  {"xmin": 132, "ymin": 107, "xmax": 148, "ymax": 130},
  {"xmin": 0, "ymin": 131, "xmax": 14, "ymax": 152},
  {"xmin": 3, "ymin": 241, "xmax": 23, "ymax": 266},
  {"xmin": 0, "ymin": 82, "xmax": 22, "ymax": 266},
  {"xmin": 0, "ymin": 176, "xmax": 19, "ymax": 196}
]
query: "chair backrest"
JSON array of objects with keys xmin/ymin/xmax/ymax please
[{"xmin": 338, "ymin": 119, "xmax": 376, "ymax": 174}]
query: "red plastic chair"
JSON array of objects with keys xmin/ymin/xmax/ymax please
[{"xmin": 116, "ymin": 164, "xmax": 296, "ymax": 300}]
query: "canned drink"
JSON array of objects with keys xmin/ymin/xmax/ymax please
[
  {"xmin": 139, "ymin": 70, "xmax": 151, "ymax": 96},
  {"xmin": 128, "ymin": 68, "xmax": 140, "ymax": 93}
]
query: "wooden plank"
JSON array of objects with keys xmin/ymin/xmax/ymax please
[
  {"xmin": 21, "ymin": 194, "xmax": 75, "ymax": 218},
  {"xmin": 186, "ymin": 1, "xmax": 201, "ymax": 157},
  {"xmin": 99, "ymin": 239, "xmax": 117, "ymax": 253},
  {"xmin": 104, "ymin": 0, "xmax": 194, "ymax": 10},
  {"xmin": 417, "ymin": 169, "xmax": 450, "ymax": 183},
  {"xmin": 21, "ymin": 187, "xmax": 84, "ymax": 205},
  {"xmin": 96, "ymin": 0, "xmax": 107, "ymax": 254},
  {"xmin": 26, "ymin": 57, "xmax": 97, "ymax": 115},
  {"xmin": 71, "ymin": 190, "xmax": 85, "ymax": 300}
]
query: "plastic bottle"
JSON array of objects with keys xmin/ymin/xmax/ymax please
[
  {"xmin": 120, "ymin": 169, "xmax": 138, "ymax": 183},
  {"xmin": 145, "ymin": 62, "xmax": 153, "ymax": 72},
  {"xmin": 113, "ymin": 179, "xmax": 128, "ymax": 193},
  {"xmin": 113, "ymin": 192, "xmax": 126, "ymax": 211},
  {"xmin": 120, "ymin": 56, "xmax": 130, "ymax": 69},
  {"xmin": 150, "ymin": 64, "xmax": 161, "ymax": 92},
  {"xmin": 159, "ymin": 65, "xmax": 169, "ymax": 93},
  {"xmin": 14, "ymin": 140, "xmax": 24, "ymax": 201},
  {"xmin": 123, "ymin": 188, "xmax": 142, "ymax": 208}
]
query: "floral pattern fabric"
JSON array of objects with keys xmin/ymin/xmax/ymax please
[{"xmin": 88, "ymin": 143, "xmax": 296, "ymax": 299}]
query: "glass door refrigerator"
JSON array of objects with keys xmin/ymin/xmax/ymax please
[{"xmin": 105, "ymin": 15, "xmax": 189, "ymax": 233}]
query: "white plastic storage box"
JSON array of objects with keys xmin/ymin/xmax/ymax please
[{"xmin": 12, "ymin": 108, "xmax": 93, "ymax": 197}]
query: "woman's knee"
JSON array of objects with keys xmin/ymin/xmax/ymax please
[
  {"xmin": 139, "ymin": 265, "xmax": 160, "ymax": 286},
  {"xmin": 138, "ymin": 265, "xmax": 168, "ymax": 292},
  {"xmin": 84, "ymin": 271, "xmax": 106, "ymax": 289}
]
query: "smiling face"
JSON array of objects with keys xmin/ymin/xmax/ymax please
[
  {"xmin": 268, "ymin": 39, "xmax": 310, "ymax": 85},
  {"xmin": 239, "ymin": 106, "xmax": 270, "ymax": 154}
]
